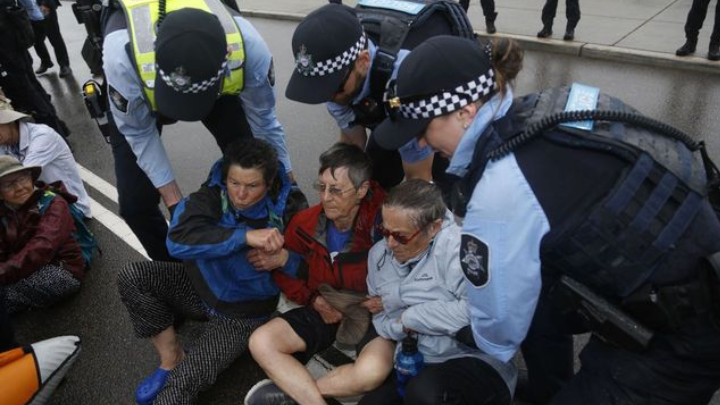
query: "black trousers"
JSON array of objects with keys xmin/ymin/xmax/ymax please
[
  {"xmin": 32, "ymin": 8, "xmax": 70, "ymax": 68},
  {"xmin": 684, "ymin": 0, "xmax": 720, "ymax": 44},
  {"xmin": 0, "ymin": 48, "xmax": 69, "ymax": 137},
  {"xmin": 540, "ymin": 0, "xmax": 580, "ymax": 29},
  {"xmin": 519, "ymin": 278, "xmax": 577, "ymax": 403},
  {"xmin": 107, "ymin": 95, "xmax": 253, "ymax": 262},
  {"xmin": 357, "ymin": 357, "xmax": 511, "ymax": 405},
  {"xmin": 458, "ymin": 0, "xmax": 496, "ymax": 19}
]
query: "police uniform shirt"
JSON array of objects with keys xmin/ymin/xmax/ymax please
[
  {"xmin": 456, "ymin": 88, "xmax": 632, "ymax": 364},
  {"xmin": 326, "ymin": 39, "xmax": 432, "ymax": 165},
  {"xmin": 452, "ymin": 88, "xmax": 547, "ymax": 363},
  {"xmin": 103, "ymin": 16, "xmax": 291, "ymax": 189}
]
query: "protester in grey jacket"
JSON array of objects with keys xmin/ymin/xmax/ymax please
[{"xmin": 360, "ymin": 179, "xmax": 516, "ymax": 405}]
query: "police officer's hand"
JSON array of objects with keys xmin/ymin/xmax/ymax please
[
  {"xmin": 361, "ymin": 296, "xmax": 383, "ymax": 314},
  {"xmin": 312, "ymin": 295, "xmax": 343, "ymax": 324},
  {"xmin": 245, "ymin": 228, "xmax": 284, "ymax": 254},
  {"xmin": 247, "ymin": 248, "xmax": 289, "ymax": 271}
]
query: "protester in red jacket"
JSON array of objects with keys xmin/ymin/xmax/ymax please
[
  {"xmin": 0, "ymin": 156, "xmax": 84, "ymax": 313},
  {"xmin": 246, "ymin": 143, "xmax": 385, "ymax": 405},
  {"xmin": 272, "ymin": 179, "xmax": 384, "ymax": 306}
]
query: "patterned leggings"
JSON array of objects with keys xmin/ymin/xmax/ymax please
[
  {"xmin": 117, "ymin": 261, "xmax": 269, "ymax": 405},
  {"xmin": 5, "ymin": 264, "xmax": 81, "ymax": 314}
]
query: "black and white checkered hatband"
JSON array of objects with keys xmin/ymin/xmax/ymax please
[
  {"xmin": 158, "ymin": 60, "xmax": 229, "ymax": 94},
  {"xmin": 295, "ymin": 34, "xmax": 367, "ymax": 77},
  {"xmin": 389, "ymin": 69, "xmax": 497, "ymax": 120}
]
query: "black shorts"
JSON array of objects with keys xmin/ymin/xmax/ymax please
[
  {"xmin": 280, "ymin": 306, "xmax": 379, "ymax": 364},
  {"xmin": 281, "ymin": 306, "xmax": 340, "ymax": 364}
]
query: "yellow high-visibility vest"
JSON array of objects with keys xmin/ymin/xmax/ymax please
[{"xmin": 117, "ymin": 0, "xmax": 245, "ymax": 110}]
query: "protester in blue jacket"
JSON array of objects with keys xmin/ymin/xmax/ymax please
[{"xmin": 118, "ymin": 138, "xmax": 296, "ymax": 405}]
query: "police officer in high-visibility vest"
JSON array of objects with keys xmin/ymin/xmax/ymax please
[
  {"xmin": 103, "ymin": 0, "xmax": 292, "ymax": 261},
  {"xmin": 374, "ymin": 36, "xmax": 720, "ymax": 404}
]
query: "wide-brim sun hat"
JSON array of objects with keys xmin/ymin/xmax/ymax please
[
  {"xmin": 374, "ymin": 36, "xmax": 497, "ymax": 150},
  {"xmin": 285, "ymin": 4, "xmax": 366, "ymax": 104},
  {"xmin": 0, "ymin": 155, "xmax": 41, "ymax": 183},
  {"xmin": 0, "ymin": 99, "xmax": 30, "ymax": 125}
]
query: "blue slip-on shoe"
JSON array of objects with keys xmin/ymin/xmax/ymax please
[
  {"xmin": 244, "ymin": 379, "xmax": 297, "ymax": 405},
  {"xmin": 135, "ymin": 368, "xmax": 170, "ymax": 405}
]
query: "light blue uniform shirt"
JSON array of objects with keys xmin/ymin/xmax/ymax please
[
  {"xmin": 326, "ymin": 40, "xmax": 432, "ymax": 164},
  {"xmin": 19, "ymin": 0, "xmax": 44, "ymax": 21},
  {"xmin": 449, "ymin": 88, "xmax": 550, "ymax": 363},
  {"xmin": 103, "ymin": 16, "xmax": 291, "ymax": 188}
]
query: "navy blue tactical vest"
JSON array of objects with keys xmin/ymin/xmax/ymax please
[{"xmin": 452, "ymin": 87, "xmax": 720, "ymax": 300}]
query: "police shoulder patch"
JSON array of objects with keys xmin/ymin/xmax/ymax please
[
  {"xmin": 460, "ymin": 234, "xmax": 490, "ymax": 287},
  {"xmin": 108, "ymin": 85, "xmax": 129, "ymax": 114}
]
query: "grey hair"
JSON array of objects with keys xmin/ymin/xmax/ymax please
[
  {"xmin": 383, "ymin": 179, "xmax": 446, "ymax": 231},
  {"xmin": 318, "ymin": 142, "xmax": 373, "ymax": 188}
]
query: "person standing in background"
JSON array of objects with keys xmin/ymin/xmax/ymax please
[
  {"xmin": 458, "ymin": 0, "xmax": 498, "ymax": 34},
  {"xmin": 675, "ymin": 0, "xmax": 719, "ymax": 61},
  {"xmin": 33, "ymin": 0, "xmax": 72, "ymax": 77},
  {"xmin": 536, "ymin": 0, "xmax": 580, "ymax": 41}
]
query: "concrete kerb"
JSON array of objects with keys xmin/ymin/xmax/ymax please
[{"xmin": 240, "ymin": 8, "xmax": 720, "ymax": 76}]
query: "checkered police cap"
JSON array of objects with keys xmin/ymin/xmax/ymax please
[
  {"xmin": 286, "ymin": 4, "xmax": 368, "ymax": 104},
  {"xmin": 388, "ymin": 69, "xmax": 496, "ymax": 120},
  {"xmin": 296, "ymin": 33, "xmax": 367, "ymax": 77},
  {"xmin": 373, "ymin": 36, "xmax": 500, "ymax": 151},
  {"xmin": 157, "ymin": 60, "xmax": 228, "ymax": 94}
]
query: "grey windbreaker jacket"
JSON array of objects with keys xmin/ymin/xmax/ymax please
[{"xmin": 367, "ymin": 210, "xmax": 517, "ymax": 390}]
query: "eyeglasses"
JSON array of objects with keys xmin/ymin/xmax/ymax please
[
  {"xmin": 0, "ymin": 172, "xmax": 32, "ymax": 192},
  {"xmin": 313, "ymin": 182, "xmax": 355, "ymax": 197},
  {"xmin": 375, "ymin": 223, "xmax": 424, "ymax": 245}
]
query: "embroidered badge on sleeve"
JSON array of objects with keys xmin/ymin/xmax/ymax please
[
  {"xmin": 109, "ymin": 85, "xmax": 129, "ymax": 114},
  {"xmin": 460, "ymin": 234, "xmax": 490, "ymax": 287}
]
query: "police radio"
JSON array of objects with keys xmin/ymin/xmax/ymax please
[{"xmin": 82, "ymin": 80, "xmax": 111, "ymax": 143}]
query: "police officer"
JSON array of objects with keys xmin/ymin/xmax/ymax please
[
  {"xmin": 103, "ymin": 0, "xmax": 291, "ymax": 261},
  {"xmin": 285, "ymin": 4, "xmax": 452, "ymax": 191},
  {"xmin": 374, "ymin": 35, "xmax": 720, "ymax": 404}
]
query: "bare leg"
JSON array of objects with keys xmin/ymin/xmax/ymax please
[
  {"xmin": 317, "ymin": 337, "xmax": 395, "ymax": 398},
  {"xmin": 150, "ymin": 326, "xmax": 185, "ymax": 370},
  {"xmin": 249, "ymin": 318, "xmax": 327, "ymax": 405}
]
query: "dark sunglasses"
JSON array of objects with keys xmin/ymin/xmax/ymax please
[{"xmin": 375, "ymin": 223, "xmax": 424, "ymax": 245}]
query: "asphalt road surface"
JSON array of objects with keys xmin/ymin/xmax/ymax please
[{"xmin": 9, "ymin": 7, "xmax": 720, "ymax": 405}]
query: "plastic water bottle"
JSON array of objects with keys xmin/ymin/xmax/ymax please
[{"xmin": 395, "ymin": 334, "xmax": 424, "ymax": 397}]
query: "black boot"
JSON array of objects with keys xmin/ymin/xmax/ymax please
[
  {"xmin": 486, "ymin": 12, "xmax": 498, "ymax": 34},
  {"xmin": 709, "ymin": 42, "xmax": 720, "ymax": 61},
  {"xmin": 563, "ymin": 27, "xmax": 575, "ymax": 41},
  {"xmin": 537, "ymin": 26, "xmax": 552, "ymax": 38},
  {"xmin": 676, "ymin": 38, "xmax": 697, "ymax": 56}
]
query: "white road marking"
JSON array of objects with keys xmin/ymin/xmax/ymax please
[{"xmin": 77, "ymin": 163, "xmax": 149, "ymax": 259}]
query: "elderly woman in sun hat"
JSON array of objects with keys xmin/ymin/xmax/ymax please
[
  {"xmin": 0, "ymin": 155, "xmax": 85, "ymax": 314},
  {"xmin": 0, "ymin": 96, "xmax": 91, "ymax": 218}
]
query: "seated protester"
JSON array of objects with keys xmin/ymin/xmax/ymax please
[
  {"xmin": 358, "ymin": 180, "xmax": 516, "ymax": 405},
  {"xmin": 117, "ymin": 138, "xmax": 294, "ymax": 405},
  {"xmin": 0, "ymin": 156, "xmax": 84, "ymax": 314},
  {"xmin": 0, "ymin": 99, "xmax": 91, "ymax": 218},
  {"xmin": 245, "ymin": 143, "xmax": 386, "ymax": 405}
]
